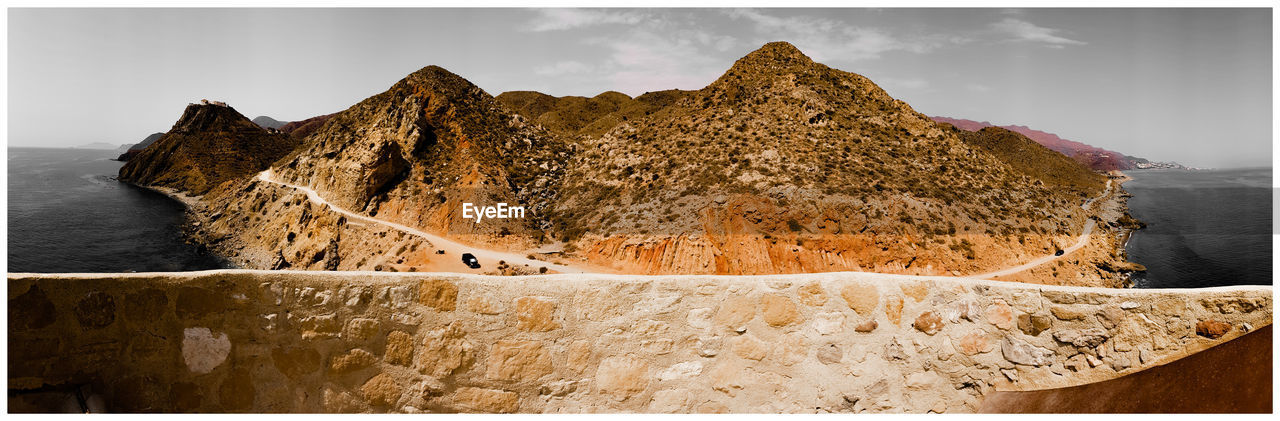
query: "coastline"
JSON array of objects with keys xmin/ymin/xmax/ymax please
[
  {"xmin": 120, "ymin": 179, "xmax": 241, "ymax": 270},
  {"xmin": 1109, "ymin": 171, "xmax": 1145, "ymax": 286}
]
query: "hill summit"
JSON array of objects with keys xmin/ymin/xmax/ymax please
[
  {"xmin": 545, "ymin": 41, "xmax": 1108, "ymax": 275},
  {"xmin": 119, "ymin": 102, "xmax": 298, "ymax": 194}
]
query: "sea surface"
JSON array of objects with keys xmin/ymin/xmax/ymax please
[
  {"xmin": 8, "ymin": 147, "xmax": 232, "ymax": 273},
  {"xmin": 1124, "ymin": 167, "xmax": 1272, "ymax": 288}
]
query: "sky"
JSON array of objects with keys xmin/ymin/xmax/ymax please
[{"xmin": 7, "ymin": 8, "xmax": 1272, "ymax": 168}]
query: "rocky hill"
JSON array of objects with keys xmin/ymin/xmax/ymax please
[
  {"xmin": 928, "ymin": 116, "xmax": 1169, "ymax": 171},
  {"xmin": 252, "ymin": 115, "xmax": 287, "ymax": 130},
  {"xmin": 542, "ymin": 42, "xmax": 1106, "ymax": 276},
  {"xmin": 118, "ymin": 103, "xmax": 299, "ymax": 194},
  {"xmin": 279, "ymin": 113, "xmax": 336, "ymax": 139},
  {"xmin": 186, "ymin": 66, "xmax": 574, "ymax": 272},
  {"xmin": 115, "ymin": 132, "xmax": 165, "ymax": 161},
  {"xmin": 945, "ymin": 125, "xmax": 1106, "ymax": 196},
  {"xmin": 496, "ymin": 89, "xmax": 688, "ymax": 138}
]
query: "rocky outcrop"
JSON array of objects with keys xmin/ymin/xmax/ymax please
[
  {"xmin": 118, "ymin": 103, "xmax": 300, "ymax": 194},
  {"xmin": 264, "ymin": 65, "xmax": 569, "ymax": 247},
  {"xmin": 8, "ymin": 271, "xmax": 1271, "ymax": 413}
]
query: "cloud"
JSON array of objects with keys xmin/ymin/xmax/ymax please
[
  {"xmin": 991, "ymin": 18, "xmax": 1086, "ymax": 47},
  {"xmin": 725, "ymin": 9, "xmax": 968, "ymax": 62},
  {"xmin": 533, "ymin": 60, "xmax": 595, "ymax": 76},
  {"xmin": 966, "ymin": 83, "xmax": 991, "ymax": 93},
  {"xmin": 523, "ymin": 11, "xmax": 742, "ymax": 95},
  {"xmin": 587, "ymin": 29, "xmax": 730, "ymax": 94},
  {"xmin": 526, "ymin": 9, "xmax": 646, "ymax": 32}
]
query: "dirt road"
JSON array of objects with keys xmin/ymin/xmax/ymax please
[
  {"xmin": 257, "ymin": 170, "xmax": 588, "ymax": 274},
  {"xmin": 258, "ymin": 170, "xmax": 1114, "ymax": 278}
]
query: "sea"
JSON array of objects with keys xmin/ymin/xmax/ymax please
[
  {"xmin": 7, "ymin": 147, "xmax": 232, "ymax": 273},
  {"xmin": 1123, "ymin": 167, "xmax": 1272, "ymax": 288}
]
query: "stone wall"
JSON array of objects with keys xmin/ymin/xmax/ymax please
[{"xmin": 7, "ymin": 271, "xmax": 1272, "ymax": 413}]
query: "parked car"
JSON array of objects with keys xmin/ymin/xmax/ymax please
[{"xmin": 461, "ymin": 253, "xmax": 480, "ymax": 269}]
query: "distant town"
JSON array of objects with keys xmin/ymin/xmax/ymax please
[{"xmin": 1133, "ymin": 160, "xmax": 1192, "ymax": 170}]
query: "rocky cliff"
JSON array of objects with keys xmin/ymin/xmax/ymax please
[{"xmin": 118, "ymin": 104, "xmax": 299, "ymax": 194}]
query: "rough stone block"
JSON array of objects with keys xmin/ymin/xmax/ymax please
[
  {"xmin": 714, "ymin": 295, "xmax": 756, "ymax": 328},
  {"xmin": 840, "ymin": 283, "xmax": 879, "ymax": 315},
  {"xmin": 485, "ymin": 340, "xmax": 553, "ymax": 382},
  {"xmin": 417, "ymin": 279, "xmax": 457, "ymax": 311},
  {"xmin": 361, "ymin": 373, "xmax": 403, "ymax": 407},
  {"xmin": 761, "ymin": 294, "xmax": 803, "ymax": 327},
  {"xmin": 596, "ymin": 355, "xmax": 650, "ymax": 401},
  {"xmin": 182, "ymin": 327, "xmax": 230, "ymax": 374},
  {"xmin": 418, "ymin": 323, "xmax": 474, "ymax": 378},
  {"xmin": 454, "ymin": 387, "xmax": 519, "ymax": 413},
  {"xmin": 797, "ymin": 282, "xmax": 829, "ymax": 306},
  {"xmin": 515, "ymin": 296, "xmax": 560, "ymax": 332},
  {"xmin": 385, "ymin": 330, "xmax": 415, "ymax": 366},
  {"xmin": 74, "ymin": 292, "xmax": 116, "ymax": 329}
]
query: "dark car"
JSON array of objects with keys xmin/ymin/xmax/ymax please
[
  {"xmin": 1054, "ymin": 249, "xmax": 1065, "ymax": 256},
  {"xmin": 461, "ymin": 253, "xmax": 480, "ymax": 269}
]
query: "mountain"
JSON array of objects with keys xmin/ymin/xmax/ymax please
[
  {"xmin": 118, "ymin": 102, "xmax": 300, "ymax": 194},
  {"xmin": 169, "ymin": 42, "xmax": 1129, "ymax": 282},
  {"xmin": 279, "ymin": 113, "xmax": 336, "ymax": 139},
  {"xmin": 74, "ymin": 142, "xmax": 121, "ymax": 150},
  {"xmin": 928, "ymin": 116, "xmax": 1177, "ymax": 171},
  {"xmin": 550, "ymin": 42, "xmax": 1106, "ymax": 275},
  {"xmin": 495, "ymin": 89, "xmax": 688, "ymax": 137},
  {"xmin": 251, "ymin": 115, "xmax": 287, "ymax": 129},
  {"xmin": 115, "ymin": 132, "xmax": 165, "ymax": 161},
  {"xmin": 944, "ymin": 125, "xmax": 1105, "ymax": 196},
  {"xmin": 185, "ymin": 66, "xmax": 573, "ymax": 271}
]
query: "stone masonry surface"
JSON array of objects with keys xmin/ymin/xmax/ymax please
[{"xmin": 7, "ymin": 270, "xmax": 1272, "ymax": 413}]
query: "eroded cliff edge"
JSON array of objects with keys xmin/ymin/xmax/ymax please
[{"xmin": 8, "ymin": 271, "xmax": 1270, "ymax": 413}]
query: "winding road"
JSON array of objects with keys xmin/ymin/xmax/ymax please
[
  {"xmin": 257, "ymin": 170, "xmax": 588, "ymax": 274},
  {"xmin": 972, "ymin": 180, "xmax": 1113, "ymax": 279},
  {"xmin": 258, "ymin": 170, "xmax": 1113, "ymax": 279}
]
